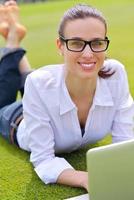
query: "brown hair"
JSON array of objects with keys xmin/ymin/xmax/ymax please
[{"xmin": 58, "ymin": 4, "xmax": 115, "ymax": 78}]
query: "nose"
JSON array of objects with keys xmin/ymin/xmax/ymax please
[{"xmin": 82, "ymin": 44, "xmax": 94, "ymax": 57}]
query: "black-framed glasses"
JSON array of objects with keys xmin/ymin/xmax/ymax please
[{"xmin": 59, "ymin": 35, "xmax": 110, "ymax": 53}]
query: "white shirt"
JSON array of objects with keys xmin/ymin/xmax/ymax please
[{"xmin": 17, "ymin": 59, "xmax": 134, "ymax": 184}]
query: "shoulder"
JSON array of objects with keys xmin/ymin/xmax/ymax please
[
  {"xmin": 26, "ymin": 64, "xmax": 64, "ymax": 90},
  {"xmin": 101, "ymin": 59, "xmax": 129, "ymax": 102},
  {"xmin": 104, "ymin": 58, "xmax": 124, "ymax": 69},
  {"xmin": 103, "ymin": 58, "xmax": 126, "ymax": 80}
]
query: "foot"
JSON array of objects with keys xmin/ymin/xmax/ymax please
[
  {"xmin": 13, "ymin": 23, "xmax": 27, "ymax": 42},
  {"xmin": 6, "ymin": 23, "xmax": 26, "ymax": 48},
  {"xmin": 0, "ymin": 4, "xmax": 9, "ymax": 38},
  {"xmin": 5, "ymin": 0, "xmax": 20, "ymax": 23},
  {"xmin": 5, "ymin": 0, "xmax": 27, "ymax": 41},
  {"xmin": 0, "ymin": 0, "xmax": 27, "ymax": 40}
]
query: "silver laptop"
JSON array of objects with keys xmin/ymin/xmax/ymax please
[{"xmin": 65, "ymin": 139, "xmax": 134, "ymax": 200}]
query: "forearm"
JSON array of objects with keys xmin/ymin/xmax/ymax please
[{"xmin": 57, "ymin": 168, "xmax": 88, "ymax": 191}]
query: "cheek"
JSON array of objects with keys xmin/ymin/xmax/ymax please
[
  {"xmin": 63, "ymin": 53, "xmax": 79, "ymax": 73},
  {"xmin": 63, "ymin": 51, "xmax": 73, "ymax": 63},
  {"xmin": 98, "ymin": 52, "xmax": 106, "ymax": 63},
  {"xmin": 65, "ymin": 50, "xmax": 80, "ymax": 61},
  {"xmin": 96, "ymin": 53, "xmax": 106, "ymax": 70}
]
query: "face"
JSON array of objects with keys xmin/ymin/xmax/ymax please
[{"xmin": 57, "ymin": 17, "xmax": 107, "ymax": 80}]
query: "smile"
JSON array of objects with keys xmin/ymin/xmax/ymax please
[{"xmin": 78, "ymin": 62, "xmax": 96, "ymax": 70}]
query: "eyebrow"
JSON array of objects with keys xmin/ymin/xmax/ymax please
[
  {"xmin": 69, "ymin": 37, "xmax": 83, "ymax": 40},
  {"xmin": 68, "ymin": 37, "xmax": 105, "ymax": 41}
]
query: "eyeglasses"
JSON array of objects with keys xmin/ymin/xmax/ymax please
[{"xmin": 59, "ymin": 35, "xmax": 110, "ymax": 53}]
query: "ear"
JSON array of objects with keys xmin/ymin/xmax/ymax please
[{"xmin": 56, "ymin": 38, "xmax": 64, "ymax": 56}]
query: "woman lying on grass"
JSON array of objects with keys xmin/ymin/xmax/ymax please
[{"xmin": 0, "ymin": 0, "xmax": 134, "ymax": 191}]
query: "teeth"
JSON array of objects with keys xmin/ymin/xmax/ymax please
[{"xmin": 80, "ymin": 63, "xmax": 95, "ymax": 68}]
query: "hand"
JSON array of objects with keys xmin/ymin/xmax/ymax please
[
  {"xmin": 78, "ymin": 171, "xmax": 89, "ymax": 191},
  {"xmin": 57, "ymin": 169, "xmax": 89, "ymax": 191}
]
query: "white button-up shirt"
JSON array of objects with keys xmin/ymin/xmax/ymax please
[{"xmin": 17, "ymin": 59, "xmax": 134, "ymax": 184}]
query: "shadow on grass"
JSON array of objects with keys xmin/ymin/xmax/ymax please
[{"xmin": 0, "ymin": 135, "xmax": 30, "ymax": 163}]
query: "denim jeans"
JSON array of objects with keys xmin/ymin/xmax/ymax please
[
  {"xmin": 0, "ymin": 101, "xmax": 22, "ymax": 145},
  {"xmin": 0, "ymin": 48, "xmax": 26, "ymax": 144}
]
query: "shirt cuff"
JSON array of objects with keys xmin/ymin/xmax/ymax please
[{"xmin": 34, "ymin": 157, "xmax": 74, "ymax": 184}]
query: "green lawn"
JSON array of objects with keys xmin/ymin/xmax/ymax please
[{"xmin": 0, "ymin": 0, "xmax": 134, "ymax": 199}]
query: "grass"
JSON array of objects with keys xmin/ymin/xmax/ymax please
[
  {"xmin": 0, "ymin": 0, "xmax": 134, "ymax": 199},
  {"xmin": 0, "ymin": 135, "xmax": 111, "ymax": 200}
]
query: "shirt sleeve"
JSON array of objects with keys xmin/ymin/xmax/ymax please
[
  {"xmin": 22, "ymin": 75, "xmax": 74, "ymax": 184},
  {"xmin": 111, "ymin": 63, "xmax": 134, "ymax": 143}
]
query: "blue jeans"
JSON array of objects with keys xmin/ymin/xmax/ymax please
[
  {"xmin": 0, "ymin": 101, "xmax": 22, "ymax": 145},
  {"xmin": 0, "ymin": 48, "xmax": 26, "ymax": 145}
]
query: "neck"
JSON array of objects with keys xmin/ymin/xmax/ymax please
[{"xmin": 65, "ymin": 73, "xmax": 97, "ymax": 99}]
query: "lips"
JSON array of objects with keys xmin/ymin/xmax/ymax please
[{"xmin": 78, "ymin": 62, "xmax": 96, "ymax": 70}]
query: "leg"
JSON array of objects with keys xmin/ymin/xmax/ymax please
[
  {"xmin": 4, "ymin": 0, "xmax": 32, "ymax": 96},
  {"xmin": 19, "ymin": 70, "xmax": 32, "ymax": 97},
  {"xmin": 0, "ymin": 0, "xmax": 32, "ymax": 104},
  {"xmin": 0, "ymin": 100, "xmax": 23, "ymax": 145},
  {"xmin": 0, "ymin": 48, "xmax": 26, "ymax": 109},
  {"xmin": 0, "ymin": 1, "xmax": 31, "ymax": 145}
]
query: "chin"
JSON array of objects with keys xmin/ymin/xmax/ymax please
[{"xmin": 79, "ymin": 72, "xmax": 97, "ymax": 80}]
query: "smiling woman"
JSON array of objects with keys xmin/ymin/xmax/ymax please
[
  {"xmin": 57, "ymin": 17, "xmax": 111, "ymax": 81},
  {"xmin": 0, "ymin": 2, "xmax": 134, "ymax": 192}
]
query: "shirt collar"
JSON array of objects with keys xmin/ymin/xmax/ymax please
[
  {"xmin": 60, "ymin": 79, "xmax": 75, "ymax": 115},
  {"xmin": 93, "ymin": 77, "xmax": 114, "ymax": 107},
  {"xmin": 60, "ymin": 76, "xmax": 114, "ymax": 115}
]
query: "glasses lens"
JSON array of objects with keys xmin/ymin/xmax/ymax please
[
  {"xmin": 91, "ymin": 40, "xmax": 108, "ymax": 52},
  {"xmin": 67, "ymin": 40, "xmax": 85, "ymax": 52}
]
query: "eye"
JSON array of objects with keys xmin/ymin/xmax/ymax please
[
  {"xmin": 91, "ymin": 40, "xmax": 106, "ymax": 48},
  {"xmin": 68, "ymin": 40, "xmax": 84, "ymax": 49}
]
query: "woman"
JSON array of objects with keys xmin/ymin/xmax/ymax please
[{"xmin": 0, "ymin": 2, "xmax": 134, "ymax": 191}]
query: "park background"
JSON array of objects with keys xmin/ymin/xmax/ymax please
[{"xmin": 0, "ymin": 0, "xmax": 134, "ymax": 199}]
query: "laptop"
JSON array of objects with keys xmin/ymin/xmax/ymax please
[{"xmin": 65, "ymin": 139, "xmax": 134, "ymax": 200}]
